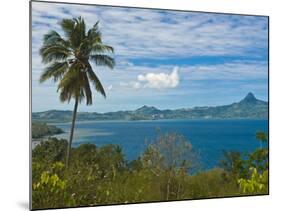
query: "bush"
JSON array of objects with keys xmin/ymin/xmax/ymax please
[
  {"xmin": 238, "ymin": 168, "xmax": 268, "ymax": 194},
  {"xmin": 31, "ymin": 131, "xmax": 269, "ymax": 209}
]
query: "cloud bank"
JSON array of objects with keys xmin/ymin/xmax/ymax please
[
  {"xmin": 31, "ymin": 2, "xmax": 268, "ymax": 112},
  {"xmin": 137, "ymin": 67, "xmax": 180, "ymax": 89}
]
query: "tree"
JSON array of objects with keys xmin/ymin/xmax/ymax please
[
  {"xmin": 143, "ymin": 133, "xmax": 197, "ymax": 171},
  {"xmin": 141, "ymin": 132, "xmax": 198, "ymax": 200},
  {"xmin": 247, "ymin": 148, "xmax": 268, "ymax": 173},
  {"xmin": 256, "ymin": 131, "xmax": 268, "ymax": 149},
  {"xmin": 39, "ymin": 17, "xmax": 115, "ymax": 167},
  {"xmin": 219, "ymin": 151, "xmax": 247, "ymax": 180},
  {"xmin": 32, "ymin": 138, "xmax": 68, "ymax": 164}
]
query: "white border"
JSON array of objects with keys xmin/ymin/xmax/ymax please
[{"xmin": 1, "ymin": 0, "xmax": 280, "ymax": 211}]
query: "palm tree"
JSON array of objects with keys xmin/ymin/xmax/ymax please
[{"xmin": 39, "ymin": 17, "xmax": 115, "ymax": 167}]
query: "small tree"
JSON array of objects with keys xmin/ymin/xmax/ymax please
[
  {"xmin": 219, "ymin": 151, "xmax": 247, "ymax": 180},
  {"xmin": 256, "ymin": 131, "xmax": 268, "ymax": 149},
  {"xmin": 247, "ymin": 148, "xmax": 268, "ymax": 173},
  {"xmin": 141, "ymin": 132, "xmax": 198, "ymax": 200}
]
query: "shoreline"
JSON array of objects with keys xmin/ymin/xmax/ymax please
[{"xmin": 43, "ymin": 118, "xmax": 269, "ymax": 125}]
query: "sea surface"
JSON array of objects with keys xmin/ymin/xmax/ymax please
[{"xmin": 52, "ymin": 119, "xmax": 268, "ymax": 170}]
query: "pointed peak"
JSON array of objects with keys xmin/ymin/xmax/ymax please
[
  {"xmin": 240, "ymin": 92, "xmax": 257, "ymax": 103},
  {"xmin": 245, "ymin": 92, "xmax": 256, "ymax": 100},
  {"xmin": 137, "ymin": 105, "xmax": 148, "ymax": 110},
  {"xmin": 136, "ymin": 105, "xmax": 159, "ymax": 112},
  {"xmin": 140, "ymin": 105, "xmax": 152, "ymax": 108}
]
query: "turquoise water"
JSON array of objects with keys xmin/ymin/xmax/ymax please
[{"xmin": 53, "ymin": 119, "xmax": 268, "ymax": 169}]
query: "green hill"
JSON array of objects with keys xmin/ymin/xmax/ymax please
[
  {"xmin": 32, "ymin": 92, "xmax": 268, "ymax": 123},
  {"xmin": 32, "ymin": 123, "xmax": 64, "ymax": 138}
]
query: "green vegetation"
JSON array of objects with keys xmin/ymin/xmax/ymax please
[
  {"xmin": 32, "ymin": 132, "xmax": 268, "ymax": 209},
  {"xmin": 34, "ymin": 16, "xmax": 268, "ymax": 209},
  {"xmin": 238, "ymin": 168, "xmax": 268, "ymax": 194},
  {"xmin": 39, "ymin": 17, "xmax": 115, "ymax": 167},
  {"xmin": 32, "ymin": 93, "xmax": 268, "ymax": 123},
  {"xmin": 32, "ymin": 122, "xmax": 63, "ymax": 139},
  {"xmin": 256, "ymin": 131, "xmax": 268, "ymax": 149}
]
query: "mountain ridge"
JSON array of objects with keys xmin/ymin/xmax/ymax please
[{"xmin": 32, "ymin": 93, "xmax": 268, "ymax": 123}]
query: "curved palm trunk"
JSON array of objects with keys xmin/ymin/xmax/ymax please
[{"xmin": 66, "ymin": 98, "xmax": 79, "ymax": 168}]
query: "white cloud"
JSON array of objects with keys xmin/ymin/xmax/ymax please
[{"xmin": 128, "ymin": 66, "xmax": 180, "ymax": 89}]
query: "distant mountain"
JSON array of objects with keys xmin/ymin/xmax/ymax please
[
  {"xmin": 240, "ymin": 92, "xmax": 257, "ymax": 104},
  {"xmin": 32, "ymin": 92, "xmax": 268, "ymax": 123},
  {"xmin": 136, "ymin": 105, "xmax": 161, "ymax": 114}
]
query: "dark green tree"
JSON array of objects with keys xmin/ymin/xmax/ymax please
[
  {"xmin": 220, "ymin": 151, "xmax": 247, "ymax": 180},
  {"xmin": 256, "ymin": 131, "xmax": 268, "ymax": 149},
  {"xmin": 247, "ymin": 148, "xmax": 268, "ymax": 173},
  {"xmin": 39, "ymin": 17, "xmax": 115, "ymax": 167}
]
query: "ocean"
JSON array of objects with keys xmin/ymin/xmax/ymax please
[{"xmin": 52, "ymin": 119, "xmax": 268, "ymax": 170}]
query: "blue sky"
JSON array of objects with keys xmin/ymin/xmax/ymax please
[{"xmin": 32, "ymin": 2, "xmax": 268, "ymax": 113}]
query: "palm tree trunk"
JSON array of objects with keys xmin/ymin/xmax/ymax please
[{"xmin": 66, "ymin": 98, "xmax": 79, "ymax": 168}]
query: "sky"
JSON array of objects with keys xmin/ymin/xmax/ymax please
[{"xmin": 31, "ymin": 1, "xmax": 268, "ymax": 113}]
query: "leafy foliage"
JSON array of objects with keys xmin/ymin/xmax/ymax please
[
  {"xmin": 219, "ymin": 132, "xmax": 269, "ymax": 194},
  {"xmin": 32, "ymin": 162, "xmax": 76, "ymax": 209},
  {"xmin": 33, "ymin": 138, "xmax": 68, "ymax": 164},
  {"xmin": 219, "ymin": 151, "xmax": 248, "ymax": 180},
  {"xmin": 238, "ymin": 168, "xmax": 268, "ymax": 194},
  {"xmin": 247, "ymin": 148, "xmax": 269, "ymax": 173},
  {"xmin": 256, "ymin": 131, "xmax": 268, "ymax": 149},
  {"xmin": 32, "ymin": 131, "xmax": 268, "ymax": 209},
  {"xmin": 32, "ymin": 122, "xmax": 63, "ymax": 139}
]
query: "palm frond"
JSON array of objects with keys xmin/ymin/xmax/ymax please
[
  {"xmin": 60, "ymin": 19, "xmax": 75, "ymax": 40},
  {"xmin": 91, "ymin": 43, "xmax": 114, "ymax": 54},
  {"xmin": 82, "ymin": 72, "xmax": 93, "ymax": 105},
  {"xmin": 70, "ymin": 17, "xmax": 86, "ymax": 49},
  {"xmin": 90, "ymin": 54, "xmax": 115, "ymax": 69},
  {"xmin": 43, "ymin": 30, "xmax": 69, "ymax": 47},
  {"xmin": 86, "ymin": 64, "xmax": 106, "ymax": 98},
  {"xmin": 87, "ymin": 21, "xmax": 101, "ymax": 42},
  {"xmin": 39, "ymin": 62, "xmax": 68, "ymax": 83},
  {"xmin": 75, "ymin": 17, "xmax": 86, "ymax": 40},
  {"xmin": 40, "ymin": 44, "xmax": 71, "ymax": 63},
  {"xmin": 57, "ymin": 62, "xmax": 81, "ymax": 102},
  {"xmin": 60, "ymin": 18, "xmax": 86, "ymax": 49},
  {"xmin": 57, "ymin": 61, "xmax": 91, "ymax": 104}
]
